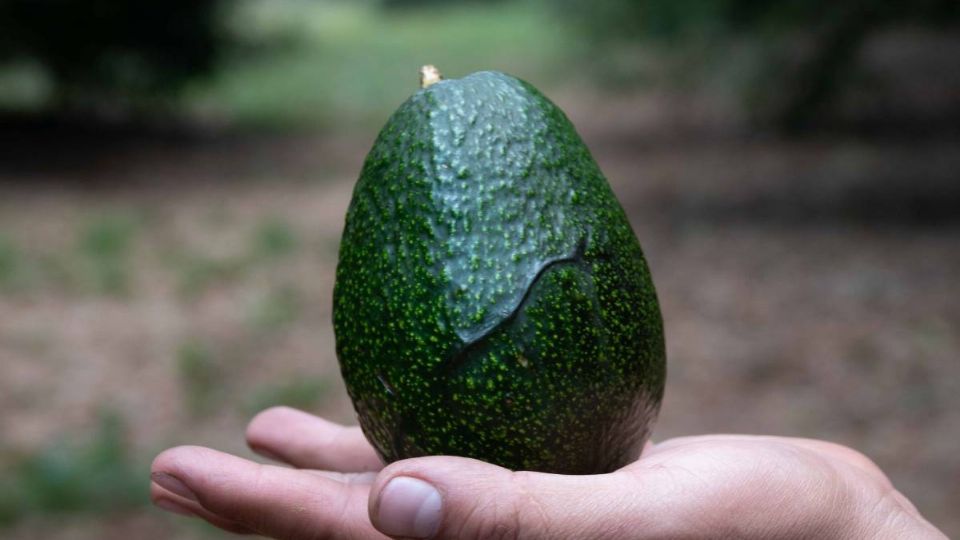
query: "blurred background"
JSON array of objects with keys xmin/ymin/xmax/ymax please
[{"xmin": 0, "ymin": 0, "xmax": 958, "ymax": 537}]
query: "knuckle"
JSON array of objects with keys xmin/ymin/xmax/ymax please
[
  {"xmin": 809, "ymin": 441, "xmax": 892, "ymax": 488},
  {"xmin": 839, "ymin": 448, "xmax": 886, "ymax": 477}
]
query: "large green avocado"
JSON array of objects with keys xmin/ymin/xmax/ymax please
[{"xmin": 334, "ymin": 68, "xmax": 665, "ymax": 474}]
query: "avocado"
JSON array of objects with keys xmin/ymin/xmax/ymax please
[{"xmin": 334, "ymin": 68, "xmax": 665, "ymax": 474}]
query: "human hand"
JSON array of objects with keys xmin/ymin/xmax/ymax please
[{"xmin": 150, "ymin": 407, "xmax": 945, "ymax": 539}]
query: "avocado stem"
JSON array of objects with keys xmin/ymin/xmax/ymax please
[{"xmin": 420, "ymin": 65, "xmax": 442, "ymax": 89}]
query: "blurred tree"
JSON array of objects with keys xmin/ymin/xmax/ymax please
[
  {"xmin": 0, "ymin": 0, "xmax": 229, "ymax": 112},
  {"xmin": 380, "ymin": 0, "xmax": 508, "ymax": 8},
  {"xmin": 555, "ymin": 0, "xmax": 960, "ymax": 130}
]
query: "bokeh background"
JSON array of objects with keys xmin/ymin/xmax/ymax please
[{"xmin": 1, "ymin": 0, "xmax": 958, "ymax": 538}]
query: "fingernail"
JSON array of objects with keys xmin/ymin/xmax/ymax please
[
  {"xmin": 151, "ymin": 472, "xmax": 198, "ymax": 502},
  {"xmin": 376, "ymin": 476, "xmax": 442, "ymax": 538},
  {"xmin": 155, "ymin": 496, "xmax": 195, "ymax": 517}
]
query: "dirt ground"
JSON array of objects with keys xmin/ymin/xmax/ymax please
[{"xmin": 1, "ymin": 92, "xmax": 958, "ymax": 538}]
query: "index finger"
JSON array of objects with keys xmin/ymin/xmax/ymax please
[{"xmin": 151, "ymin": 445, "xmax": 387, "ymax": 539}]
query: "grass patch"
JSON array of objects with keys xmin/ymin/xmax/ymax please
[
  {"xmin": 173, "ymin": 217, "xmax": 300, "ymax": 299},
  {"xmin": 177, "ymin": 339, "xmax": 224, "ymax": 416},
  {"xmin": 34, "ymin": 252, "xmax": 81, "ymax": 293},
  {"xmin": 252, "ymin": 217, "xmax": 298, "ymax": 260},
  {"xmin": 0, "ymin": 235, "xmax": 24, "ymax": 292},
  {"xmin": 174, "ymin": 253, "xmax": 248, "ymax": 299},
  {"xmin": 249, "ymin": 284, "xmax": 302, "ymax": 332},
  {"xmin": 244, "ymin": 376, "xmax": 332, "ymax": 416},
  {"xmin": 0, "ymin": 412, "xmax": 145, "ymax": 526},
  {"xmin": 76, "ymin": 213, "xmax": 138, "ymax": 296}
]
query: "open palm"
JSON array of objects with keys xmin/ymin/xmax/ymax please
[{"xmin": 151, "ymin": 407, "xmax": 943, "ymax": 539}]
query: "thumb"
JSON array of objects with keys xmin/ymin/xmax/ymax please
[{"xmin": 368, "ymin": 455, "xmax": 652, "ymax": 540}]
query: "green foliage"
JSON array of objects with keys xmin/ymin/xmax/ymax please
[
  {"xmin": 380, "ymin": 0, "xmax": 508, "ymax": 8},
  {"xmin": 0, "ymin": 412, "xmax": 145, "ymax": 526},
  {"xmin": 555, "ymin": 0, "xmax": 960, "ymax": 129},
  {"xmin": 558, "ymin": 0, "xmax": 960, "ymax": 47},
  {"xmin": 177, "ymin": 339, "xmax": 223, "ymax": 415},
  {"xmin": 0, "ymin": 0, "xmax": 229, "ymax": 111},
  {"xmin": 0, "ymin": 0, "xmax": 570, "ymax": 125},
  {"xmin": 244, "ymin": 376, "xmax": 332, "ymax": 415},
  {"xmin": 77, "ymin": 214, "xmax": 138, "ymax": 296},
  {"xmin": 189, "ymin": 0, "xmax": 567, "ymax": 127}
]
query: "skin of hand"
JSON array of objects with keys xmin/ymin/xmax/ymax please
[{"xmin": 150, "ymin": 407, "xmax": 946, "ymax": 540}]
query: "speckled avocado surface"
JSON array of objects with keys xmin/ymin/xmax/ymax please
[{"xmin": 333, "ymin": 70, "xmax": 665, "ymax": 474}]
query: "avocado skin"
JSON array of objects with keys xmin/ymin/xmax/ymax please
[{"xmin": 334, "ymin": 71, "xmax": 665, "ymax": 474}]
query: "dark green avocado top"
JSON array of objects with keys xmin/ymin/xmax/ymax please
[{"xmin": 334, "ymin": 70, "xmax": 665, "ymax": 474}]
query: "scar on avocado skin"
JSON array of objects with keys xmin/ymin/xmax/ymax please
[{"xmin": 442, "ymin": 233, "xmax": 591, "ymax": 376}]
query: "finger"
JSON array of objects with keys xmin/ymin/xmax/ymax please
[
  {"xmin": 152, "ymin": 445, "xmax": 387, "ymax": 540},
  {"xmin": 246, "ymin": 406, "xmax": 383, "ymax": 472},
  {"xmin": 151, "ymin": 482, "xmax": 255, "ymax": 535},
  {"xmin": 367, "ymin": 456, "xmax": 672, "ymax": 540},
  {"xmin": 308, "ymin": 470, "xmax": 379, "ymax": 485}
]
